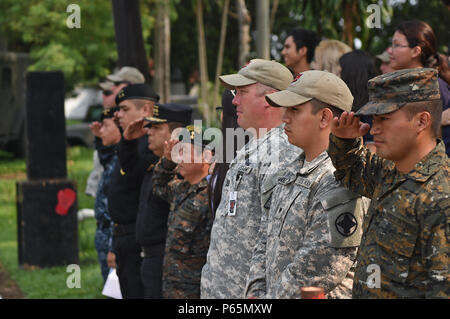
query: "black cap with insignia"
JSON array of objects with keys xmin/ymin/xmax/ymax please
[
  {"xmin": 100, "ymin": 106, "xmax": 120, "ymax": 121},
  {"xmin": 144, "ymin": 103, "xmax": 192, "ymax": 127},
  {"xmin": 115, "ymin": 83, "xmax": 160, "ymax": 106}
]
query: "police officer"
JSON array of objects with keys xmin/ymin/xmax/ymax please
[
  {"xmin": 201, "ymin": 59, "xmax": 303, "ymax": 298},
  {"xmin": 245, "ymin": 70, "xmax": 368, "ymax": 299},
  {"xmin": 136, "ymin": 103, "xmax": 192, "ymax": 299},
  {"xmin": 328, "ymin": 68, "xmax": 449, "ymax": 298},
  {"xmin": 152, "ymin": 125, "xmax": 213, "ymax": 299},
  {"xmin": 108, "ymin": 83, "xmax": 159, "ymax": 299}
]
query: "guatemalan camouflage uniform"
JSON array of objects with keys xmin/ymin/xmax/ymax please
[
  {"xmin": 245, "ymin": 151, "xmax": 367, "ymax": 298},
  {"xmin": 152, "ymin": 157, "xmax": 212, "ymax": 299},
  {"xmin": 94, "ymin": 147, "xmax": 118, "ymax": 282},
  {"xmin": 201, "ymin": 124, "xmax": 303, "ymax": 298},
  {"xmin": 328, "ymin": 136, "xmax": 449, "ymax": 298}
]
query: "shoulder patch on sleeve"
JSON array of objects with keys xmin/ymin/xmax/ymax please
[{"xmin": 320, "ymin": 188, "xmax": 365, "ymax": 248}]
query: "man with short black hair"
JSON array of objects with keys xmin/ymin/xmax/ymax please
[
  {"xmin": 328, "ymin": 68, "xmax": 449, "ymax": 298},
  {"xmin": 128, "ymin": 103, "xmax": 192, "ymax": 299},
  {"xmin": 107, "ymin": 83, "xmax": 160, "ymax": 299},
  {"xmin": 282, "ymin": 28, "xmax": 320, "ymax": 75}
]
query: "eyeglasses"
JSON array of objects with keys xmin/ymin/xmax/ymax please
[
  {"xmin": 391, "ymin": 43, "xmax": 410, "ymax": 50},
  {"xmin": 113, "ymin": 81, "xmax": 130, "ymax": 86},
  {"xmin": 102, "ymin": 90, "xmax": 113, "ymax": 96}
]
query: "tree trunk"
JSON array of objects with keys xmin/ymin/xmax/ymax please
[
  {"xmin": 270, "ymin": 0, "xmax": 279, "ymax": 35},
  {"xmin": 154, "ymin": 0, "xmax": 171, "ymax": 103},
  {"xmin": 111, "ymin": 0, "xmax": 150, "ymax": 82},
  {"xmin": 237, "ymin": 0, "xmax": 251, "ymax": 68},
  {"xmin": 212, "ymin": 0, "xmax": 230, "ymax": 118},
  {"xmin": 256, "ymin": 0, "xmax": 270, "ymax": 59},
  {"xmin": 343, "ymin": 0, "xmax": 354, "ymax": 48},
  {"xmin": 196, "ymin": 0, "xmax": 210, "ymax": 125}
]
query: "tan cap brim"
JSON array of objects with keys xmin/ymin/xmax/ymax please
[
  {"xmin": 265, "ymin": 90, "xmax": 312, "ymax": 108},
  {"xmin": 219, "ymin": 74, "xmax": 257, "ymax": 90},
  {"xmin": 106, "ymin": 74, "xmax": 123, "ymax": 82},
  {"xmin": 99, "ymin": 81, "xmax": 113, "ymax": 90}
]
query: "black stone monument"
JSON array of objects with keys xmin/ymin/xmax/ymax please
[{"xmin": 16, "ymin": 71, "xmax": 79, "ymax": 268}]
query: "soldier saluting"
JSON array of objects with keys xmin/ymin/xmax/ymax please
[{"xmin": 328, "ymin": 68, "xmax": 449, "ymax": 298}]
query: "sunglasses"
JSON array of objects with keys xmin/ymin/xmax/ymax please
[
  {"xmin": 102, "ymin": 90, "xmax": 113, "ymax": 96},
  {"xmin": 113, "ymin": 81, "xmax": 130, "ymax": 86}
]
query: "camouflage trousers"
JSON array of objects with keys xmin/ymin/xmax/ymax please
[
  {"xmin": 163, "ymin": 279, "xmax": 201, "ymax": 299},
  {"xmin": 94, "ymin": 225, "xmax": 112, "ymax": 282}
]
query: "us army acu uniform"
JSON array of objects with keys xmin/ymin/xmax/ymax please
[
  {"xmin": 245, "ymin": 151, "xmax": 367, "ymax": 298},
  {"xmin": 201, "ymin": 59, "xmax": 303, "ymax": 299},
  {"xmin": 152, "ymin": 126, "xmax": 212, "ymax": 299},
  {"xmin": 245, "ymin": 70, "xmax": 368, "ymax": 299},
  {"xmin": 328, "ymin": 68, "xmax": 450, "ymax": 298}
]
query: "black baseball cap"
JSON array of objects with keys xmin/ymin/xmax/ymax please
[
  {"xmin": 145, "ymin": 103, "xmax": 192, "ymax": 126},
  {"xmin": 115, "ymin": 83, "xmax": 160, "ymax": 105}
]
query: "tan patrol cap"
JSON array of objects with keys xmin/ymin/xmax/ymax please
[
  {"xmin": 106, "ymin": 66, "xmax": 145, "ymax": 84},
  {"xmin": 98, "ymin": 81, "xmax": 114, "ymax": 90},
  {"xmin": 219, "ymin": 59, "xmax": 293, "ymax": 91},
  {"xmin": 265, "ymin": 70, "xmax": 353, "ymax": 112}
]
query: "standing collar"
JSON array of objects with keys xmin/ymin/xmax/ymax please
[{"xmin": 401, "ymin": 139, "xmax": 448, "ymax": 182}]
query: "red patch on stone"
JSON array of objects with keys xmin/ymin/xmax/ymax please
[{"xmin": 55, "ymin": 188, "xmax": 76, "ymax": 216}]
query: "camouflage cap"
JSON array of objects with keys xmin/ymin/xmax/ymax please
[
  {"xmin": 265, "ymin": 70, "xmax": 353, "ymax": 112},
  {"xmin": 219, "ymin": 59, "xmax": 293, "ymax": 91},
  {"xmin": 356, "ymin": 68, "xmax": 441, "ymax": 116}
]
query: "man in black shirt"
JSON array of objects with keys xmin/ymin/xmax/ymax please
[
  {"xmin": 130, "ymin": 103, "xmax": 192, "ymax": 298},
  {"xmin": 107, "ymin": 84, "xmax": 159, "ymax": 299}
]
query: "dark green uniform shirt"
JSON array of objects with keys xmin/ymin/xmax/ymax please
[{"xmin": 328, "ymin": 136, "xmax": 449, "ymax": 299}]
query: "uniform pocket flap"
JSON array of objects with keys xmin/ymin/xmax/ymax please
[{"xmin": 319, "ymin": 188, "xmax": 360, "ymax": 210}]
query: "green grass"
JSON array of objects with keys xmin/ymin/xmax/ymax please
[{"xmin": 0, "ymin": 146, "xmax": 106, "ymax": 298}]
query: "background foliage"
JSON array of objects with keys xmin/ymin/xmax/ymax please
[{"xmin": 0, "ymin": 0, "xmax": 448, "ymax": 98}]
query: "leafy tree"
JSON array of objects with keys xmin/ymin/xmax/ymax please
[{"xmin": 0, "ymin": 0, "xmax": 155, "ymax": 92}]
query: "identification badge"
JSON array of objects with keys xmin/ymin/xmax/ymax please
[{"xmin": 228, "ymin": 191, "xmax": 237, "ymax": 216}]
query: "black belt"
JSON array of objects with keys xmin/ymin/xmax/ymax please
[
  {"xmin": 141, "ymin": 243, "xmax": 165, "ymax": 258},
  {"xmin": 113, "ymin": 222, "xmax": 136, "ymax": 237}
]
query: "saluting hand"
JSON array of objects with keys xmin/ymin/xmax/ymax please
[
  {"xmin": 123, "ymin": 117, "xmax": 147, "ymax": 141},
  {"xmin": 89, "ymin": 121, "xmax": 102, "ymax": 137},
  {"xmin": 331, "ymin": 111, "xmax": 370, "ymax": 139},
  {"xmin": 163, "ymin": 139, "xmax": 180, "ymax": 163}
]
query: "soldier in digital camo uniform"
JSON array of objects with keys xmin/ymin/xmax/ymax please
[
  {"xmin": 328, "ymin": 68, "xmax": 449, "ymax": 298},
  {"xmin": 152, "ymin": 125, "xmax": 213, "ymax": 299},
  {"xmin": 201, "ymin": 59, "xmax": 303, "ymax": 299},
  {"xmin": 245, "ymin": 71, "xmax": 368, "ymax": 299}
]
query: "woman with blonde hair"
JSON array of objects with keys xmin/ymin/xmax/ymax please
[{"xmin": 312, "ymin": 39, "xmax": 352, "ymax": 75}]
